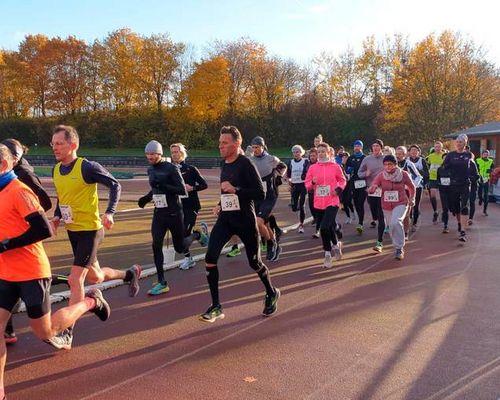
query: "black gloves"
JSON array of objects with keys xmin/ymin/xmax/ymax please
[
  {"xmin": 138, "ymin": 196, "xmax": 150, "ymax": 208},
  {"xmin": 335, "ymin": 187, "xmax": 343, "ymax": 197}
]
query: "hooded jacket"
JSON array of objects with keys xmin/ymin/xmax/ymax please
[{"xmin": 304, "ymin": 161, "xmax": 346, "ymax": 209}]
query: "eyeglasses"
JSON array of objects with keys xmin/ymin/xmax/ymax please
[{"xmin": 49, "ymin": 141, "xmax": 68, "ymax": 148}]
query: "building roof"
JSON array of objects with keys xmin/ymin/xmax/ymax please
[{"xmin": 445, "ymin": 121, "xmax": 500, "ymax": 138}]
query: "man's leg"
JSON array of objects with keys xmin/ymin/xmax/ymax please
[{"xmin": 0, "ymin": 309, "xmax": 10, "ymax": 399}]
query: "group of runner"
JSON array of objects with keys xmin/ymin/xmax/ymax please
[{"xmin": 0, "ymin": 124, "xmax": 495, "ymax": 400}]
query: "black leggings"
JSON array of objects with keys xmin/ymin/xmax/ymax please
[
  {"xmin": 341, "ymin": 186, "xmax": 355, "ymax": 217},
  {"xmin": 412, "ymin": 187, "xmax": 423, "ymax": 225},
  {"xmin": 205, "ymin": 214, "xmax": 264, "ymax": 271},
  {"xmin": 152, "ymin": 209, "xmax": 195, "ymax": 284},
  {"xmin": 469, "ymin": 184, "xmax": 477, "ymax": 219},
  {"xmin": 478, "ymin": 181, "xmax": 490, "ymax": 212},
  {"xmin": 352, "ymin": 187, "xmax": 367, "ymax": 225},
  {"xmin": 316, "ymin": 206, "xmax": 339, "ymax": 251},
  {"xmin": 368, "ymin": 196, "xmax": 385, "ymax": 242},
  {"xmin": 439, "ymin": 187, "xmax": 450, "ymax": 226},
  {"xmin": 308, "ymin": 191, "xmax": 317, "ymax": 221},
  {"xmin": 291, "ymin": 183, "xmax": 307, "ymax": 224}
]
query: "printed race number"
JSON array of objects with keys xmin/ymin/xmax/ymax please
[
  {"xmin": 153, "ymin": 194, "xmax": 168, "ymax": 208},
  {"xmin": 369, "ymin": 187, "xmax": 382, "ymax": 197},
  {"xmin": 384, "ymin": 190, "xmax": 399, "ymax": 202},
  {"xmin": 440, "ymin": 177, "xmax": 450, "ymax": 186},
  {"xmin": 60, "ymin": 205, "xmax": 74, "ymax": 224},
  {"xmin": 354, "ymin": 179, "xmax": 366, "ymax": 189},
  {"xmin": 316, "ymin": 185, "xmax": 331, "ymax": 197},
  {"xmin": 220, "ymin": 194, "xmax": 241, "ymax": 211}
]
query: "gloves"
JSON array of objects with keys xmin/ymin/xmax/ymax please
[
  {"xmin": 138, "ymin": 196, "xmax": 150, "ymax": 208},
  {"xmin": 335, "ymin": 187, "xmax": 343, "ymax": 197}
]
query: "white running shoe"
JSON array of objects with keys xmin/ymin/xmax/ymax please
[
  {"xmin": 345, "ymin": 217, "xmax": 352, "ymax": 225},
  {"xmin": 179, "ymin": 257, "xmax": 195, "ymax": 270},
  {"xmin": 333, "ymin": 242, "xmax": 343, "ymax": 261},
  {"xmin": 323, "ymin": 251, "xmax": 332, "ymax": 268},
  {"xmin": 298, "ymin": 224, "xmax": 304, "ymax": 234}
]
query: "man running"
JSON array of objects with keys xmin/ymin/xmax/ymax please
[
  {"xmin": 0, "ymin": 144, "xmax": 111, "ymax": 400},
  {"xmin": 345, "ymin": 140, "xmax": 367, "ymax": 234},
  {"xmin": 50, "ymin": 125, "xmax": 140, "ymax": 347},
  {"xmin": 426, "ymin": 141, "xmax": 446, "ymax": 223},
  {"xmin": 170, "ymin": 143, "xmax": 208, "ymax": 270},
  {"xmin": 358, "ymin": 139, "xmax": 386, "ymax": 252},
  {"xmin": 476, "ymin": 150, "xmax": 494, "ymax": 216},
  {"xmin": 138, "ymin": 140, "xmax": 208, "ymax": 295},
  {"xmin": 250, "ymin": 136, "xmax": 286, "ymax": 261},
  {"xmin": 287, "ymin": 145, "xmax": 309, "ymax": 233},
  {"xmin": 199, "ymin": 126, "xmax": 280, "ymax": 322}
]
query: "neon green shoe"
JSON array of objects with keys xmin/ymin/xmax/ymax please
[
  {"xmin": 226, "ymin": 247, "xmax": 241, "ymax": 257},
  {"xmin": 260, "ymin": 242, "xmax": 267, "ymax": 253},
  {"xmin": 147, "ymin": 282, "xmax": 170, "ymax": 296}
]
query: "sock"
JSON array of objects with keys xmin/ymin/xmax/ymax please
[
  {"xmin": 430, "ymin": 197, "xmax": 437, "ymax": 212},
  {"xmin": 257, "ymin": 266, "xmax": 275, "ymax": 296},
  {"xmin": 206, "ymin": 267, "xmax": 220, "ymax": 306},
  {"xmin": 84, "ymin": 297, "xmax": 97, "ymax": 311}
]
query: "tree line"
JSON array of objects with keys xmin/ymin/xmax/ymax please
[{"xmin": 0, "ymin": 29, "xmax": 498, "ymax": 149}]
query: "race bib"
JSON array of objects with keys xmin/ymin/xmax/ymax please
[
  {"xmin": 220, "ymin": 194, "xmax": 240, "ymax": 211},
  {"xmin": 384, "ymin": 190, "xmax": 399, "ymax": 202},
  {"xmin": 440, "ymin": 177, "xmax": 450, "ymax": 186},
  {"xmin": 60, "ymin": 205, "xmax": 73, "ymax": 224},
  {"xmin": 354, "ymin": 179, "xmax": 366, "ymax": 189},
  {"xmin": 430, "ymin": 164, "xmax": 439, "ymax": 172},
  {"xmin": 153, "ymin": 194, "xmax": 168, "ymax": 208},
  {"xmin": 291, "ymin": 170, "xmax": 303, "ymax": 183},
  {"xmin": 316, "ymin": 185, "xmax": 331, "ymax": 197},
  {"xmin": 369, "ymin": 187, "xmax": 382, "ymax": 197},
  {"xmin": 412, "ymin": 175, "xmax": 423, "ymax": 187}
]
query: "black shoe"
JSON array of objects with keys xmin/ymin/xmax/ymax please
[
  {"xmin": 271, "ymin": 244, "xmax": 282, "ymax": 261},
  {"xmin": 86, "ymin": 288, "xmax": 111, "ymax": 321},
  {"xmin": 370, "ymin": 221, "xmax": 377, "ymax": 228},
  {"xmin": 459, "ymin": 231, "xmax": 467, "ymax": 242},
  {"xmin": 442, "ymin": 225, "xmax": 449, "ymax": 234},
  {"xmin": 432, "ymin": 212, "xmax": 438, "ymax": 223},
  {"xmin": 199, "ymin": 304, "xmax": 224, "ymax": 323},
  {"xmin": 263, "ymin": 288, "xmax": 281, "ymax": 316},
  {"xmin": 275, "ymin": 229, "xmax": 283, "ymax": 243},
  {"xmin": 266, "ymin": 242, "xmax": 276, "ymax": 261}
]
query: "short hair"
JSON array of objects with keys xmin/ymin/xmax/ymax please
[
  {"xmin": 383, "ymin": 146, "xmax": 395, "ymax": 156},
  {"xmin": 170, "ymin": 143, "xmax": 187, "ymax": 160},
  {"xmin": 0, "ymin": 144, "xmax": 14, "ymax": 167},
  {"xmin": 220, "ymin": 126, "xmax": 242, "ymax": 142},
  {"xmin": 396, "ymin": 145, "xmax": 408, "ymax": 154},
  {"xmin": 409, "ymin": 144, "xmax": 421, "ymax": 152},
  {"xmin": 53, "ymin": 125, "xmax": 79, "ymax": 145},
  {"xmin": 372, "ymin": 139, "xmax": 384, "ymax": 148},
  {"xmin": 308, "ymin": 147, "xmax": 318, "ymax": 154},
  {"xmin": 434, "ymin": 141, "xmax": 443, "ymax": 146},
  {"xmin": 315, "ymin": 134, "xmax": 323, "ymax": 141}
]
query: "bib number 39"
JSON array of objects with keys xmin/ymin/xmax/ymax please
[{"xmin": 220, "ymin": 194, "xmax": 241, "ymax": 211}]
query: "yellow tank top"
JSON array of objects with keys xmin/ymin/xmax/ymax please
[
  {"xmin": 53, "ymin": 157, "xmax": 102, "ymax": 231},
  {"xmin": 427, "ymin": 152, "xmax": 445, "ymax": 181}
]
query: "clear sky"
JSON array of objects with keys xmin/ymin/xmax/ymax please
[{"xmin": 1, "ymin": 0, "xmax": 498, "ymax": 65}]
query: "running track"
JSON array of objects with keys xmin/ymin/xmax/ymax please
[{"xmin": 5, "ymin": 180, "xmax": 500, "ymax": 400}]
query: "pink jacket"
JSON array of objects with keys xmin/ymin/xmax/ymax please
[{"xmin": 305, "ymin": 161, "xmax": 347, "ymax": 209}]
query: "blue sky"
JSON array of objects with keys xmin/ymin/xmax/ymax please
[{"xmin": 1, "ymin": 0, "xmax": 498, "ymax": 65}]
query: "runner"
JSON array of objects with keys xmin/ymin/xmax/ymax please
[
  {"xmin": 467, "ymin": 148, "xmax": 480, "ymax": 225},
  {"xmin": 368, "ymin": 154, "xmax": 416, "ymax": 260},
  {"xmin": 50, "ymin": 125, "xmax": 140, "ymax": 347},
  {"xmin": 286, "ymin": 145, "xmax": 309, "ymax": 233},
  {"xmin": 345, "ymin": 140, "xmax": 367, "ymax": 234},
  {"xmin": 476, "ymin": 150, "xmax": 495, "ymax": 216},
  {"xmin": 1, "ymin": 139, "xmax": 54, "ymax": 345},
  {"xmin": 170, "ymin": 143, "xmax": 208, "ymax": 270},
  {"xmin": 0, "ymin": 144, "xmax": 111, "ymax": 400},
  {"xmin": 426, "ymin": 141, "xmax": 446, "ymax": 223},
  {"xmin": 250, "ymin": 136, "xmax": 287, "ymax": 261},
  {"xmin": 358, "ymin": 139, "xmax": 386, "ymax": 252},
  {"xmin": 340, "ymin": 151, "xmax": 355, "ymax": 224},
  {"xmin": 407, "ymin": 145, "xmax": 429, "ymax": 230},
  {"xmin": 306, "ymin": 148, "xmax": 319, "ymax": 234},
  {"xmin": 199, "ymin": 126, "xmax": 280, "ymax": 322},
  {"xmin": 442, "ymin": 134, "xmax": 477, "ymax": 242},
  {"xmin": 138, "ymin": 140, "xmax": 208, "ymax": 294},
  {"xmin": 305, "ymin": 143, "xmax": 346, "ymax": 268}
]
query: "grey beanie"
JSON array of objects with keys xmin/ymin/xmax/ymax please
[{"xmin": 145, "ymin": 140, "xmax": 163, "ymax": 155}]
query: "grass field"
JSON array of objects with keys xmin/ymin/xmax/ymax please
[{"xmin": 28, "ymin": 146, "xmax": 295, "ymax": 158}]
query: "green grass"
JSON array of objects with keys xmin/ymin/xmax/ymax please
[
  {"xmin": 28, "ymin": 146, "xmax": 294, "ymax": 158},
  {"xmin": 34, "ymin": 166, "xmax": 134, "ymax": 179}
]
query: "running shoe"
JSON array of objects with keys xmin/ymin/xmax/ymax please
[
  {"xmin": 373, "ymin": 241, "xmax": 383, "ymax": 253},
  {"xmin": 179, "ymin": 257, "xmax": 196, "ymax": 270},
  {"xmin": 260, "ymin": 242, "xmax": 267, "ymax": 253},
  {"xmin": 271, "ymin": 244, "xmax": 282, "ymax": 261},
  {"xmin": 262, "ymin": 288, "xmax": 281, "ymax": 316},
  {"xmin": 298, "ymin": 224, "xmax": 304, "ymax": 234},
  {"xmin": 148, "ymin": 282, "xmax": 170, "ymax": 296},
  {"xmin": 432, "ymin": 212, "xmax": 439, "ymax": 224},
  {"xmin": 4, "ymin": 331, "xmax": 17, "ymax": 345},
  {"xmin": 370, "ymin": 221, "xmax": 377, "ymax": 228},
  {"xmin": 266, "ymin": 241, "xmax": 276, "ymax": 261},
  {"xmin": 345, "ymin": 217, "xmax": 352, "ymax": 225},
  {"xmin": 127, "ymin": 264, "xmax": 141, "ymax": 297},
  {"xmin": 226, "ymin": 247, "xmax": 241, "ymax": 257},
  {"xmin": 312, "ymin": 230, "xmax": 320, "ymax": 239},
  {"xmin": 333, "ymin": 242, "xmax": 343, "ymax": 261},
  {"xmin": 467, "ymin": 219, "xmax": 473, "ymax": 226},
  {"xmin": 323, "ymin": 251, "xmax": 333, "ymax": 268},
  {"xmin": 483, "ymin": 211, "xmax": 488, "ymax": 216},
  {"xmin": 442, "ymin": 225, "xmax": 449, "ymax": 234},
  {"xmin": 44, "ymin": 329, "xmax": 73, "ymax": 350},
  {"xmin": 459, "ymin": 231, "xmax": 467, "ymax": 242},
  {"xmin": 404, "ymin": 232, "xmax": 409, "ymax": 240},
  {"xmin": 86, "ymin": 288, "xmax": 111, "ymax": 321},
  {"xmin": 356, "ymin": 225, "xmax": 363, "ymax": 235},
  {"xmin": 395, "ymin": 248, "xmax": 405, "ymax": 260},
  {"xmin": 199, "ymin": 304, "xmax": 225, "ymax": 323},
  {"xmin": 198, "ymin": 222, "xmax": 210, "ymax": 247}
]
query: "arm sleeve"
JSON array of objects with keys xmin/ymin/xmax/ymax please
[
  {"xmin": 469, "ymin": 160, "xmax": 479, "ymax": 181},
  {"xmin": 404, "ymin": 171, "xmax": 416, "ymax": 199},
  {"xmin": 336, "ymin": 165, "xmax": 347, "ymax": 189},
  {"xmin": 301, "ymin": 160, "xmax": 310, "ymax": 180},
  {"xmin": 192, "ymin": 167, "xmax": 208, "ymax": 192},
  {"xmin": 163, "ymin": 166, "xmax": 188, "ymax": 196},
  {"xmin": 357, "ymin": 158, "xmax": 367, "ymax": 178},
  {"xmin": 304, "ymin": 166, "xmax": 314, "ymax": 191},
  {"xmin": 421, "ymin": 158, "xmax": 430, "ymax": 180},
  {"xmin": 82, "ymin": 160, "xmax": 121, "ymax": 214},
  {"xmin": 286, "ymin": 160, "xmax": 292, "ymax": 179},
  {"xmin": 237, "ymin": 159, "xmax": 265, "ymax": 201},
  {"xmin": 372, "ymin": 173, "xmax": 382, "ymax": 187},
  {"xmin": 5, "ymin": 212, "xmax": 52, "ymax": 250}
]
